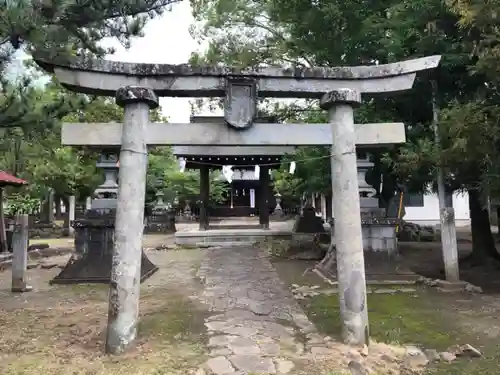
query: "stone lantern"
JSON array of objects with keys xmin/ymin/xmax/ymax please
[{"xmin": 274, "ymin": 192, "xmax": 283, "ymax": 213}]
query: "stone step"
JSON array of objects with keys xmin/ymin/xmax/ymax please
[
  {"xmin": 322, "ymin": 287, "xmax": 418, "ymax": 294},
  {"xmin": 0, "ymin": 253, "xmax": 12, "ymax": 262},
  {"xmin": 434, "ymin": 280, "xmax": 469, "ymax": 293},
  {"xmin": 176, "ymin": 229, "xmax": 292, "ymax": 246},
  {"xmin": 0, "ymin": 253, "xmax": 13, "ymax": 269},
  {"xmin": 293, "ymin": 287, "xmax": 418, "ymax": 299},
  {"xmin": 197, "ymin": 241, "xmax": 255, "ymax": 248}
]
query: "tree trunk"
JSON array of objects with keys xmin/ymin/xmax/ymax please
[
  {"xmin": 468, "ymin": 189, "xmax": 500, "ymax": 262},
  {"xmin": 496, "ymin": 206, "xmax": 500, "ymax": 238},
  {"xmin": 54, "ymin": 195, "xmax": 62, "ymax": 217}
]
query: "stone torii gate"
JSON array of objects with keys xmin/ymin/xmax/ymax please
[{"xmin": 36, "ymin": 55, "xmax": 440, "ymax": 354}]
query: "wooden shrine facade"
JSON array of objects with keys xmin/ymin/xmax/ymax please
[{"xmin": 173, "ymin": 116, "xmax": 293, "ymax": 227}]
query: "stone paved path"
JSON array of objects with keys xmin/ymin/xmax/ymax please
[{"xmin": 196, "ymin": 246, "xmax": 326, "ymax": 375}]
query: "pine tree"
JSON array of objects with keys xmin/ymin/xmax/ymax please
[{"xmin": 0, "ymin": 0, "xmax": 183, "ymax": 130}]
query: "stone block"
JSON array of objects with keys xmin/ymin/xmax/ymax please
[
  {"xmin": 435, "ymin": 280, "xmax": 468, "ymax": 292},
  {"xmin": 292, "ymin": 206, "xmax": 326, "ymax": 234},
  {"xmin": 50, "ymin": 210, "xmax": 158, "ymax": 284}
]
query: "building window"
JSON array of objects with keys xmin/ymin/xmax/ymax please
[{"xmin": 403, "ymin": 193, "xmax": 424, "ymax": 207}]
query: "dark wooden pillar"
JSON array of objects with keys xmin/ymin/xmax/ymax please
[
  {"xmin": 259, "ymin": 166, "xmax": 270, "ymax": 229},
  {"xmin": 326, "ymin": 192, "xmax": 333, "ymax": 220},
  {"xmin": 199, "ymin": 165, "xmax": 210, "ymax": 230},
  {"xmin": 496, "ymin": 206, "xmax": 500, "ymax": 237}
]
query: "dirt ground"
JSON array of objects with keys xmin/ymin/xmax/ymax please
[
  {"xmin": 2, "ymin": 233, "xmax": 500, "ymax": 375},
  {"xmin": 0, "ymin": 234, "xmax": 208, "ymax": 375}
]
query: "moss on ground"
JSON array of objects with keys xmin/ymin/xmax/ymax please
[
  {"xmin": 302, "ymin": 290, "xmax": 500, "ymax": 375},
  {"xmin": 139, "ymin": 295, "xmax": 207, "ymax": 344}
]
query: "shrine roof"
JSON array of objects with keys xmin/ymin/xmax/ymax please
[
  {"xmin": 182, "ymin": 155, "xmax": 284, "ymax": 169},
  {"xmin": 172, "ymin": 146, "xmax": 295, "ymax": 157},
  {"xmin": 0, "ymin": 171, "xmax": 28, "ymax": 187}
]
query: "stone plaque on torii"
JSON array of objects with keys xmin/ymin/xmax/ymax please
[{"xmin": 35, "ymin": 55, "xmax": 441, "ymax": 354}]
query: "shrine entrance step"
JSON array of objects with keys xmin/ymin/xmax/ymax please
[{"xmin": 175, "ymin": 228, "xmax": 292, "ymax": 247}]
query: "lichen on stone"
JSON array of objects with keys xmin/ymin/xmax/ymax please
[{"xmin": 115, "ymin": 86, "xmax": 159, "ymax": 109}]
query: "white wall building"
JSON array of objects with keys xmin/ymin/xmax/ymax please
[
  {"xmin": 404, "ymin": 191, "xmax": 470, "ymax": 227},
  {"xmin": 311, "ymin": 190, "xmax": 471, "ymax": 227}
]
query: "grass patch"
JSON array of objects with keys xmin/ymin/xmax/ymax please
[
  {"xmin": 305, "ymin": 291, "xmax": 456, "ymax": 348},
  {"xmin": 176, "ymin": 244, "xmax": 202, "ymax": 250},
  {"xmin": 29, "ymin": 237, "xmax": 74, "ymax": 247},
  {"xmin": 303, "ymin": 290, "xmax": 500, "ymax": 375},
  {"xmin": 1, "ymin": 289, "xmax": 207, "ymax": 375},
  {"xmin": 139, "ymin": 295, "xmax": 207, "ymax": 343}
]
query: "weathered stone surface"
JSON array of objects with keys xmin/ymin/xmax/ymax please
[
  {"xmin": 247, "ymin": 300, "xmax": 273, "ymax": 315},
  {"xmin": 259, "ymin": 342, "xmax": 281, "ymax": 356},
  {"xmin": 306, "ymin": 332, "xmax": 326, "ymax": 345},
  {"xmin": 198, "ymin": 246, "xmax": 319, "ymax": 373},
  {"xmin": 115, "ymin": 86, "xmax": 159, "ymax": 109},
  {"xmin": 61, "ymin": 122, "xmax": 406, "ymax": 147},
  {"xmin": 36, "ymin": 55, "xmax": 441, "ymax": 79},
  {"xmin": 320, "ymin": 88, "xmax": 362, "ymax": 108},
  {"xmin": 228, "ymin": 337, "xmax": 260, "ymax": 355},
  {"xmin": 275, "ymin": 359, "xmax": 295, "ymax": 374},
  {"xmin": 210, "ymin": 348, "xmax": 233, "ymax": 357},
  {"xmin": 229, "ymin": 355, "xmax": 276, "ymax": 373},
  {"xmin": 403, "ymin": 346, "xmax": 429, "ymax": 368},
  {"xmin": 348, "ymin": 360, "xmax": 369, "ymax": 375},
  {"xmin": 208, "ymin": 335, "xmax": 238, "ymax": 348},
  {"xmin": 464, "ymin": 283, "xmax": 483, "ymax": 293},
  {"xmin": 447, "ymin": 344, "xmax": 482, "ymax": 358},
  {"xmin": 310, "ymin": 346, "xmax": 336, "ymax": 358},
  {"xmin": 424, "ymin": 349, "xmax": 440, "ymax": 362},
  {"xmin": 221, "ymin": 326, "xmax": 259, "ymax": 337},
  {"xmin": 380, "ymin": 353, "xmax": 397, "ymax": 363},
  {"xmin": 224, "ymin": 77, "xmax": 257, "ymax": 129},
  {"xmin": 35, "ymin": 55, "xmax": 441, "ymax": 97},
  {"xmin": 207, "ymin": 356, "xmax": 235, "ymax": 375},
  {"xmin": 439, "ymin": 351, "xmax": 456, "ymax": 362}
]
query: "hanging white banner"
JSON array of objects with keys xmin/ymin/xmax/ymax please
[
  {"xmin": 222, "ymin": 165, "xmax": 234, "ymax": 183},
  {"xmin": 179, "ymin": 158, "xmax": 186, "ymax": 173}
]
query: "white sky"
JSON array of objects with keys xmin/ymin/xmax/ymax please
[
  {"xmin": 5, "ymin": 2, "xmax": 218, "ymax": 122},
  {"xmin": 100, "ymin": 2, "xmax": 215, "ymax": 122},
  {"xmin": 5, "ymin": 2, "xmax": 295, "ymax": 121}
]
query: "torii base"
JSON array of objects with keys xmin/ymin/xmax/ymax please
[{"xmin": 49, "ymin": 250, "xmax": 158, "ymax": 285}]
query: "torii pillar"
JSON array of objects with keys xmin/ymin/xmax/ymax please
[{"xmin": 106, "ymin": 87, "xmax": 158, "ymax": 354}]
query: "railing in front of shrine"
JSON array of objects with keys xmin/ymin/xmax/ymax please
[
  {"xmin": 173, "ymin": 206, "xmax": 302, "ymax": 221},
  {"xmin": 74, "ymin": 204, "xmax": 303, "ymax": 222}
]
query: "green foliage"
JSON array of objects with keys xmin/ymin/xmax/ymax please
[
  {"xmin": 190, "ymin": 0, "xmax": 499, "ymax": 206},
  {"xmin": 147, "ymin": 147, "xmax": 229, "ymax": 208},
  {"xmin": 0, "ymin": 0, "xmax": 183, "ymax": 61},
  {"xmin": 448, "ymin": 0, "xmax": 500, "ymax": 83},
  {"xmin": 4, "ymin": 193, "xmax": 39, "ymax": 215},
  {"xmin": 0, "ymin": 0, "xmax": 182, "ymax": 203},
  {"xmin": 27, "ymin": 146, "xmax": 99, "ymax": 198}
]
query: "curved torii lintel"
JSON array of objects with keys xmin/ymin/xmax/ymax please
[{"xmin": 34, "ymin": 55, "xmax": 441, "ymax": 98}]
